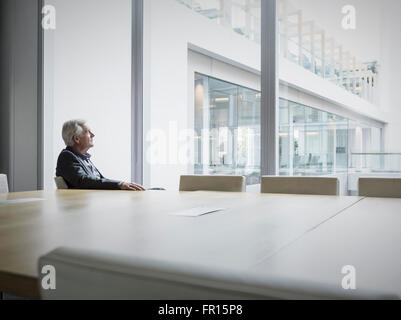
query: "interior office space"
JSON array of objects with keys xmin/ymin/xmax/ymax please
[{"xmin": 1, "ymin": 0, "xmax": 401, "ymax": 302}]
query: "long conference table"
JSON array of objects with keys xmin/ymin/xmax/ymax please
[{"xmin": 0, "ymin": 190, "xmax": 400, "ymax": 299}]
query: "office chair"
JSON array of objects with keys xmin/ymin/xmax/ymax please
[
  {"xmin": 54, "ymin": 177, "xmax": 69, "ymax": 190},
  {"xmin": 0, "ymin": 174, "xmax": 9, "ymax": 194},
  {"xmin": 359, "ymin": 178, "xmax": 401, "ymax": 198},
  {"xmin": 261, "ymin": 176, "xmax": 339, "ymax": 196},
  {"xmin": 179, "ymin": 175, "xmax": 246, "ymax": 192}
]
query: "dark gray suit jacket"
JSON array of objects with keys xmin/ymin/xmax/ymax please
[{"xmin": 56, "ymin": 147, "xmax": 122, "ymax": 190}]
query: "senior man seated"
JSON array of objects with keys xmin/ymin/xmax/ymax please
[{"xmin": 56, "ymin": 120, "xmax": 145, "ymax": 191}]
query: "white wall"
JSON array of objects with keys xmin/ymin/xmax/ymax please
[
  {"xmin": 288, "ymin": 0, "xmax": 382, "ymax": 62},
  {"xmin": 44, "ymin": 0, "xmax": 132, "ymax": 189}
]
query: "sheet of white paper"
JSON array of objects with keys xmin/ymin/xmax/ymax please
[
  {"xmin": 170, "ymin": 206, "xmax": 225, "ymax": 217},
  {"xmin": 0, "ymin": 198, "xmax": 44, "ymax": 205}
]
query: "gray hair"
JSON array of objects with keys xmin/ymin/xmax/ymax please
[{"xmin": 62, "ymin": 120, "xmax": 86, "ymax": 147}]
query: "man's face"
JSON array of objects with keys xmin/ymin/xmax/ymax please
[{"xmin": 75, "ymin": 124, "xmax": 95, "ymax": 151}]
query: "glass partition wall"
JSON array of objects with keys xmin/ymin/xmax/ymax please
[
  {"xmin": 194, "ymin": 73, "xmax": 382, "ymax": 190},
  {"xmin": 194, "ymin": 74, "xmax": 261, "ymax": 185},
  {"xmin": 279, "ymin": 99, "xmax": 349, "ymax": 177}
]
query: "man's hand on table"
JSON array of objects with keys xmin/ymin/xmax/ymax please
[{"xmin": 120, "ymin": 182, "xmax": 146, "ymax": 191}]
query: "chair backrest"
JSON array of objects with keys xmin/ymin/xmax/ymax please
[
  {"xmin": 54, "ymin": 177, "xmax": 69, "ymax": 190},
  {"xmin": 261, "ymin": 176, "xmax": 339, "ymax": 196},
  {"xmin": 359, "ymin": 178, "xmax": 401, "ymax": 198},
  {"xmin": 38, "ymin": 247, "xmax": 398, "ymax": 300},
  {"xmin": 0, "ymin": 174, "xmax": 9, "ymax": 194},
  {"xmin": 179, "ymin": 175, "xmax": 246, "ymax": 192}
]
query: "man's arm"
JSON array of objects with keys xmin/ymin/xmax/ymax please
[{"xmin": 57, "ymin": 151, "xmax": 122, "ymax": 190}]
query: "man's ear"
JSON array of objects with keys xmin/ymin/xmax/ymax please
[{"xmin": 73, "ymin": 135, "xmax": 80, "ymax": 145}]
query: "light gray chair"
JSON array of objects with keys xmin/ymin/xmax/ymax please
[
  {"xmin": 179, "ymin": 175, "xmax": 246, "ymax": 192},
  {"xmin": 54, "ymin": 177, "xmax": 69, "ymax": 190},
  {"xmin": 261, "ymin": 176, "xmax": 339, "ymax": 196},
  {"xmin": 359, "ymin": 178, "xmax": 401, "ymax": 198},
  {"xmin": 0, "ymin": 174, "xmax": 9, "ymax": 194},
  {"xmin": 38, "ymin": 247, "xmax": 398, "ymax": 300}
]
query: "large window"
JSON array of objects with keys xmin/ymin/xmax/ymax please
[
  {"xmin": 276, "ymin": 0, "xmax": 398, "ymax": 194},
  {"xmin": 144, "ymin": 0, "xmax": 261, "ymax": 189},
  {"xmin": 144, "ymin": 0, "xmax": 398, "ymax": 192},
  {"xmin": 37, "ymin": 0, "xmax": 401, "ymax": 192},
  {"xmin": 43, "ymin": 0, "xmax": 132, "ymax": 190}
]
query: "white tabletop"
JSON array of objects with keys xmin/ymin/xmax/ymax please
[
  {"xmin": 0, "ymin": 190, "xmax": 361, "ymax": 278},
  {"xmin": 251, "ymin": 197, "xmax": 401, "ymax": 298},
  {"xmin": 74, "ymin": 192, "xmax": 362, "ymax": 271}
]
